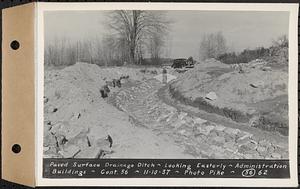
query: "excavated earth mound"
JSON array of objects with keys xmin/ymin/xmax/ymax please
[
  {"xmin": 44, "ymin": 62, "xmax": 191, "ymax": 158},
  {"xmin": 170, "ymin": 59, "xmax": 288, "ymax": 135}
]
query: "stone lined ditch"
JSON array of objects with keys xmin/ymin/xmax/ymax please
[
  {"xmin": 110, "ymin": 78, "xmax": 288, "ymax": 159},
  {"xmin": 168, "ymin": 85, "xmax": 288, "ymax": 136}
]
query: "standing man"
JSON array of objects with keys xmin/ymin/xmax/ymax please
[{"xmin": 162, "ymin": 68, "xmax": 167, "ymax": 84}]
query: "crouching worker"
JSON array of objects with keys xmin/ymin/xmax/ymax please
[{"xmin": 100, "ymin": 84, "xmax": 110, "ymax": 98}]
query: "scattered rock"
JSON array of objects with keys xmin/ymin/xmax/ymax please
[
  {"xmin": 208, "ymin": 131, "xmax": 218, "ymax": 138},
  {"xmin": 215, "ymin": 125, "xmax": 226, "ymax": 131},
  {"xmin": 224, "ymin": 128, "xmax": 240, "ymax": 136},
  {"xmin": 178, "ymin": 112, "xmax": 188, "ymax": 120},
  {"xmin": 44, "ymin": 134, "xmax": 57, "ymax": 147},
  {"xmin": 238, "ymin": 144, "xmax": 252, "ymax": 154},
  {"xmin": 258, "ymin": 139, "xmax": 270, "ymax": 147},
  {"xmin": 43, "ymin": 146, "xmax": 50, "ymax": 152},
  {"xmin": 236, "ymin": 137, "xmax": 250, "ymax": 146},
  {"xmin": 205, "ymin": 92, "xmax": 217, "ymax": 101},
  {"xmin": 44, "ymin": 146, "xmax": 60, "ymax": 158},
  {"xmin": 106, "ymin": 80, "xmax": 113, "ymax": 87},
  {"xmin": 224, "ymin": 133, "xmax": 235, "ymax": 142},
  {"xmin": 261, "ymin": 66, "xmax": 272, "ymax": 71},
  {"xmin": 178, "ymin": 129, "xmax": 187, "ymax": 136},
  {"xmin": 65, "ymin": 126, "xmax": 87, "ymax": 140},
  {"xmin": 244, "ymin": 151, "xmax": 260, "ymax": 159},
  {"xmin": 224, "ymin": 141, "xmax": 238, "ymax": 153},
  {"xmin": 212, "ymin": 152, "xmax": 226, "ymax": 159},
  {"xmin": 213, "ymin": 136, "xmax": 226, "ymax": 145},
  {"xmin": 59, "ymin": 145, "xmax": 81, "ymax": 158},
  {"xmin": 75, "ymin": 146, "xmax": 103, "ymax": 158},
  {"xmin": 194, "ymin": 117, "xmax": 207, "ymax": 125},
  {"xmin": 196, "ymin": 125, "xmax": 215, "ymax": 136},
  {"xmin": 249, "ymin": 84, "xmax": 258, "ymax": 88},
  {"xmin": 215, "ymin": 130, "xmax": 225, "ymax": 137},
  {"xmin": 44, "ymin": 97, "xmax": 49, "ymax": 103},
  {"xmin": 256, "ymin": 146, "xmax": 267, "ymax": 155},
  {"xmin": 271, "ymin": 152, "xmax": 281, "ymax": 159}
]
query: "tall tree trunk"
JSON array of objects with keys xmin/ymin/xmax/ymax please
[
  {"xmin": 130, "ymin": 45, "xmax": 135, "ymax": 64},
  {"xmin": 130, "ymin": 10, "xmax": 138, "ymax": 64}
]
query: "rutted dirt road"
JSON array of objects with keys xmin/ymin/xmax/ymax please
[{"xmin": 110, "ymin": 78, "xmax": 288, "ymax": 159}]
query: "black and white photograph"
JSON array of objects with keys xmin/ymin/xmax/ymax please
[
  {"xmin": 43, "ymin": 9, "xmax": 289, "ymax": 159},
  {"xmin": 37, "ymin": 2, "xmax": 298, "ymax": 186}
]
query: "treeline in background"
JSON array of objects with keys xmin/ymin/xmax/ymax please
[
  {"xmin": 45, "ymin": 10, "xmax": 289, "ymax": 68},
  {"xmin": 199, "ymin": 32, "xmax": 288, "ymax": 65}
]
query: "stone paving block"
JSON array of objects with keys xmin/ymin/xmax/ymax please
[
  {"xmin": 215, "ymin": 130, "xmax": 226, "ymax": 137},
  {"xmin": 198, "ymin": 143, "xmax": 214, "ymax": 157},
  {"xmin": 224, "ymin": 141, "xmax": 238, "ymax": 153},
  {"xmin": 236, "ymin": 137, "xmax": 251, "ymax": 146},
  {"xmin": 224, "ymin": 133, "xmax": 235, "ymax": 142},
  {"xmin": 208, "ymin": 131, "xmax": 218, "ymax": 138},
  {"xmin": 256, "ymin": 146, "xmax": 267, "ymax": 154},
  {"xmin": 196, "ymin": 125, "xmax": 214, "ymax": 136},
  {"xmin": 238, "ymin": 144, "xmax": 253, "ymax": 154},
  {"xmin": 224, "ymin": 127, "xmax": 241, "ymax": 136},
  {"xmin": 258, "ymin": 139, "xmax": 270, "ymax": 147},
  {"xmin": 215, "ymin": 125, "xmax": 226, "ymax": 131},
  {"xmin": 194, "ymin": 117, "xmax": 207, "ymax": 125},
  {"xmin": 178, "ymin": 112, "xmax": 188, "ymax": 120},
  {"xmin": 213, "ymin": 136, "xmax": 226, "ymax": 145},
  {"xmin": 212, "ymin": 152, "xmax": 227, "ymax": 159}
]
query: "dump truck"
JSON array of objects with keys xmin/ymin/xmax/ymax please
[{"xmin": 171, "ymin": 57, "xmax": 194, "ymax": 69}]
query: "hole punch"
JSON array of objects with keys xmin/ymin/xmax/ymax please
[
  {"xmin": 10, "ymin": 40, "xmax": 20, "ymax": 50},
  {"xmin": 12, "ymin": 144, "xmax": 21, "ymax": 154}
]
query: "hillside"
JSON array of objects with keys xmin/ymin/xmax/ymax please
[
  {"xmin": 43, "ymin": 63, "xmax": 192, "ymax": 158},
  {"xmin": 169, "ymin": 59, "xmax": 288, "ymax": 135}
]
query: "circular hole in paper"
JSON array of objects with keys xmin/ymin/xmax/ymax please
[
  {"xmin": 10, "ymin": 40, "xmax": 20, "ymax": 50},
  {"xmin": 12, "ymin": 144, "xmax": 21, "ymax": 154}
]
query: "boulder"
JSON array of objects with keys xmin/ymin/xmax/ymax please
[
  {"xmin": 213, "ymin": 136, "xmax": 226, "ymax": 145},
  {"xmin": 271, "ymin": 152, "xmax": 281, "ymax": 159},
  {"xmin": 58, "ymin": 145, "xmax": 80, "ymax": 158},
  {"xmin": 194, "ymin": 117, "xmax": 207, "ymax": 125},
  {"xmin": 205, "ymin": 92, "xmax": 217, "ymax": 101},
  {"xmin": 74, "ymin": 146, "xmax": 103, "ymax": 158}
]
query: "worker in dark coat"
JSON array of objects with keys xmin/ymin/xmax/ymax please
[{"xmin": 162, "ymin": 68, "xmax": 167, "ymax": 84}]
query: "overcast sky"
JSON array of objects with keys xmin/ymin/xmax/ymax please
[{"xmin": 45, "ymin": 10, "xmax": 289, "ymax": 59}]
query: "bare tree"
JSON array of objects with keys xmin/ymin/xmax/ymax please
[
  {"xmin": 107, "ymin": 10, "xmax": 170, "ymax": 64},
  {"xmin": 148, "ymin": 27, "xmax": 165, "ymax": 60},
  {"xmin": 45, "ymin": 37, "xmax": 77, "ymax": 67},
  {"xmin": 199, "ymin": 31, "xmax": 227, "ymax": 61},
  {"xmin": 272, "ymin": 35, "xmax": 288, "ymax": 48}
]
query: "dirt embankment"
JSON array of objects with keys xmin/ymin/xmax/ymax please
[
  {"xmin": 44, "ymin": 62, "xmax": 190, "ymax": 158},
  {"xmin": 169, "ymin": 59, "xmax": 288, "ymax": 135}
]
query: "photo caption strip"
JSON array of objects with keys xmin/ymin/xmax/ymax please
[{"xmin": 43, "ymin": 159, "xmax": 289, "ymax": 178}]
